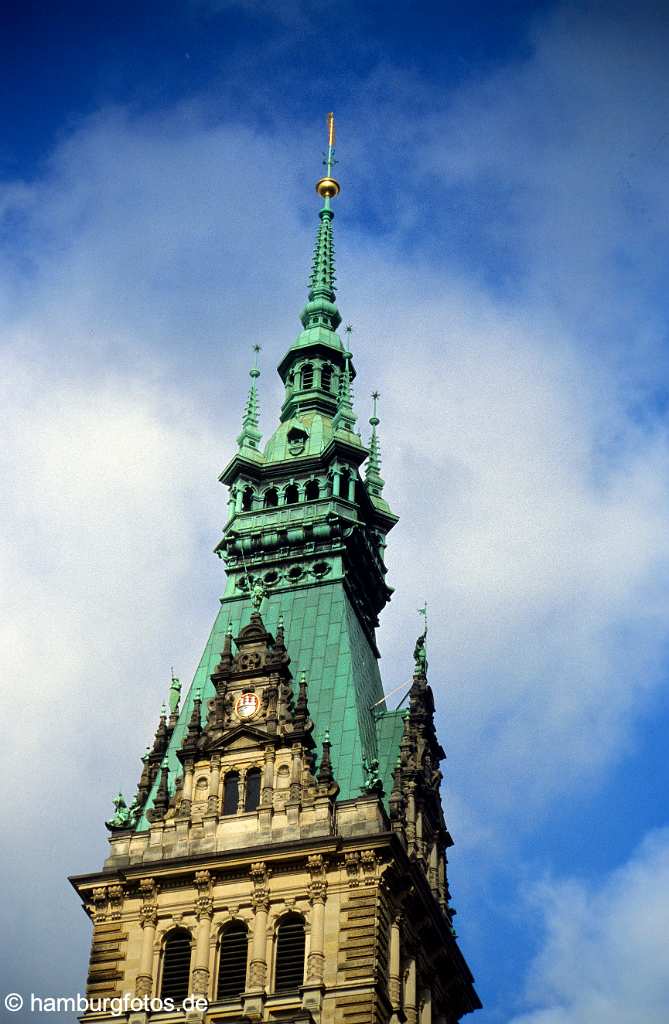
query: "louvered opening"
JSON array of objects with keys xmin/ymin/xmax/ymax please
[
  {"xmin": 244, "ymin": 769, "xmax": 262, "ymax": 812},
  {"xmin": 222, "ymin": 772, "xmax": 239, "ymax": 816},
  {"xmin": 301, "ymin": 364, "xmax": 314, "ymax": 389},
  {"xmin": 216, "ymin": 922, "xmax": 248, "ymax": 1000},
  {"xmin": 160, "ymin": 928, "xmax": 192, "ymax": 1004},
  {"xmin": 321, "ymin": 364, "xmax": 332, "ymax": 392},
  {"xmin": 274, "ymin": 914, "xmax": 305, "ymax": 992}
]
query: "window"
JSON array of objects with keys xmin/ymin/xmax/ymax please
[
  {"xmin": 305, "ymin": 479, "xmax": 319, "ymax": 501},
  {"xmin": 244, "ymin": 768, "xmax": 262, "ymax": 812},
  {"xmin": 264, "ymin": 488, "xmax": 278, "ymax": 509},
  {"xmin": 274, "ymin": 914, "xmax": 305, "ymax": 992},
  {"xmin": 321, "ymin": 364, "xmax": 332, "ymax": 392},
  {"xmin": 160, "ymin": 928, "xmax": 192, "ymax": 1004},
  {"xmin": 284, "ymin": 483, "xmax": 299, "ymax": 504},
  {"xmin": 301, "ymin": 363, "xmax": 314, "ymax": 389},
  {"xmin": 242, "ymin": 487, "xmax": 254, "ymax": 512},
  {"xmin": 216, "ymin": 922, "xmax": 248, "ymax": 1000},
  {"xmin": 222, "ymin": 772, "xmax": 240, "ymax": 816}
]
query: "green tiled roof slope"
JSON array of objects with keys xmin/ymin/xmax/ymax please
[{"xmin": 138, "ymin": 581, "xmax": 394, "ymax": 830}]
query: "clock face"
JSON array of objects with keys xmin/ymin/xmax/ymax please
[{"xmin": 235, "ymin": 691, "xmax": 259, "ymax": 720}]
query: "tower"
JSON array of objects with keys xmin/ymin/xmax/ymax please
[{"xmin": 70, "ymin": 115, "xmax": 481, "ymax": 1024}]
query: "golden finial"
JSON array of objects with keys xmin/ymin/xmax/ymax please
[{"xmin": 316, "ymin": 111, "xmax": 340, "ymax": 201}]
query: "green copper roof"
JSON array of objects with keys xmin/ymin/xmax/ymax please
[
  {"xmin": 263, "ymin": 410, "xmax": 334, "ymax": 463},
  {"xmin": 138, "ymin": 582, "xmax": 396, "ymax": 830}
]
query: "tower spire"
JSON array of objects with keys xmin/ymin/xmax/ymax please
[
  {"xmin": 365, "ymin": 390, "xmax": 385, "ymax": 495},
  {"xmin": 236, "ymin": 345, "xmax": 262, "ymax": 451},
  {"xmin": 299, "ymin": 113, "xmax": 342, "ymax": 335}
]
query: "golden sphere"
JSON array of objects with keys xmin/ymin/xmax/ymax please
[{"xmin": 316, "ymin": 176, "xmax": 340, "ymax": 199}]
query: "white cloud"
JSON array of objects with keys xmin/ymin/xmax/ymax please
[{"xmin": 509, "ymin": 828, "xmax": 669, "ymax": 1024}]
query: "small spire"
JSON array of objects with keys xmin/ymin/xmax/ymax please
[
  {"xmin": 237, "ymin": 345, "xmax": 262, "ymax": 451},
  {"xmin": 168, "ymin": 670, "xmax": 181, "ymax": 718},
  {"xmin": 181, "ymin": 688, "xmax": 203, "ymax": 756},
  {"xmin": 365, "ymin": 390, "xmax": 385, "ymax": 495},
  {"xmin": 333, "ymin": 332, "xmax": 357, "ymax": 431},
  {"xmin": 150, "ymin": 763, "xmax": 170, "ymax": 820},
  {"xmin": 293, "ymin": 670, "xmax": 310, "ymax": 729},
  {"xmin": 317, "ymin": 729, "xmax": 336, "ymax": 788}
]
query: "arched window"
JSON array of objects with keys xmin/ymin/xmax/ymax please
[
  {"xmin": 340, "ymin": 468, "xmax": 352, "ymax": 502},
  {"xmin": 222, "ymin": 772, "xmax": 240, "ymax": 816},
  {"xmin": 284, "ymin": 483, "xmax": 299, "ymax": 505},
  {"xmin": 216, "ymin": 921, "xmax": 249, "ymax": 1000},
  {"xmin": 274, "ymin": 914, "xmax": 305, "ymax": 992},
  {"xmin": 242, "ymin": 487, "xmax": 254, "ymax": 512},
  {"xmin": 301, "ymin": 363, "xmax": 314, "ymax": 390},
  {"xmin": 264, "ymin": 488, "xmax": 278, "ymax": 509},
  {"xmin": 305, "ymin": 479, "xmax": 319, "ymax": 501},
  {"xmin": 160, "ymin": 928, "xmax": 192, "ymax": 1004},
  {"xmin": 244, "ymin": 768, "xmax": 262, "ymax": 812},
  {"xmin": 321, "ymin": 364, "xmax": 332, "ymax": 392}
]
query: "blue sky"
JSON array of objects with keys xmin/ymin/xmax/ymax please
[{"xmin": 2, "ymin": 1, "xmax": 669, "ymax": 1021}]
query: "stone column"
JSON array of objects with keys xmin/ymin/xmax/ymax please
[
  {"xmin": 404, "ymin": 955, "xmax": 418, "ymax": 1024},
  {"xmin": 135, "ymin": 879, "xmax": 158, "ymax": 998},
  {"xmin": 207, "ymin": 755, "xmax": 221, "ymax": 815},
  {"xmin": 389, "ymin": 914, "xmax": 402, "ymax": 1011},
  {"xmin": 289, "ymin": 744, "xmax": 302, "ymax": 801},
  {"xmin": 179, "ymin": 760, "xmax": 194, "ymax": 817},
  {"xmin": 248, "ymin": 863, "xmax": 270, "ymax": 990},
  {"xmin": 303, "ymin": 856, "xmax": 327, "ymax": 1014},
  {"xmin": 331, "ymin": 464, "xmax": 341, "ymax": 497},
  {"xmin": 192, "ymin": 871, "xmax": 213, "ymax": 998},
  {"xmin": 420, "ymin": 987, "xmax": 432, "ymax": 1024},
  {"xmin": 429, "ymin": 843, "xmax": 439, "ymax": 894},
  {"xmin": 305, "ymin": 857, "xmax": 327, "ymax": 983},
  {"xmin": 347, "ymin": 473, "xmax": 356, "ymax": 502},
  {"xmin": 261, "ymin": 746, "xmax": 275, "ymax": 807}
]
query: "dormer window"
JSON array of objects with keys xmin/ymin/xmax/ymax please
[{"xmin": 287, "ymin": 426, "xmax": 308, "ymax": 457}]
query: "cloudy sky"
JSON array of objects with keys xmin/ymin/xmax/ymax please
[{"xmin": 2, "ymin": 1, "xmax": 669, "ymax": 1020}]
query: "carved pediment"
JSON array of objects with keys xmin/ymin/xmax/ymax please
[{"xmin": 206, "ymin": 723, "xmax": 276, "ymax": 753}]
